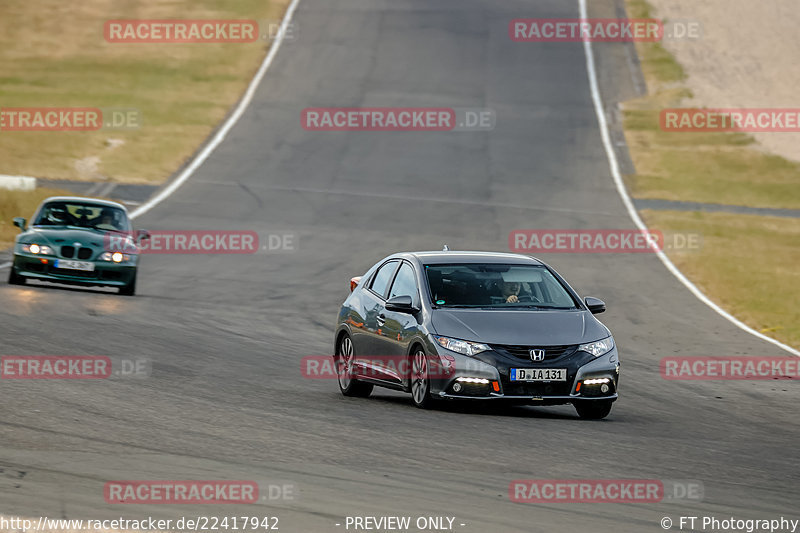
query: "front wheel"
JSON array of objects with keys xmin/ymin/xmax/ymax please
[
  {"xmin": 119, "ymin": 271, "xmax": 137, "ymax": 296},
  {"xmin": 8, "ymin": 266, "xmax": 26, "ymax": 285},
  {"xmin": 410, "ymin": 348, "xmax": 435, "ymax": 409},
  {"xmin": 336, "ymin": 335, "xmax": 373, "ymax": 397},
  {"xmin": 574, "ymin": 400, "xmax": 613, "ymax": 420}
]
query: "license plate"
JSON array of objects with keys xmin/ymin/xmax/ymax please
[
  {"xmin": 511, "ymin": 368, "xmax": 567, "ymax": 382},
  {"xmin": 55, "ymin": 260, "xmax": 95, "ymax": 271}
]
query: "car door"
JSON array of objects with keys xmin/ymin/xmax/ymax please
[
  {"xmin": 353, "ymin": 260, "xmax": 399, "ymax": 380},
  {"xmin": 373, "ymin": 261, "xmax": 423, "ymax": 384}
]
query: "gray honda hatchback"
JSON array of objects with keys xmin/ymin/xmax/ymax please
[{"xmin": 334, "ymin": 251, "xmax": 619, "ymax": 419}]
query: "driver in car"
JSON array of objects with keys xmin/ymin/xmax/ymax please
[
  {"xmin": 46, "ymin": 206, "xmax": 68, "ymax": 225},
  {"xmin": 94, "ymin": 208, "xmax": 119, "ymax": 230},
  {"xmin": 486, "ymin": 279, "xmax": 529, "ymax": 303},
  {"xmin": 501, "ymin": 280, "xmax": 523, "ymax": 303}
]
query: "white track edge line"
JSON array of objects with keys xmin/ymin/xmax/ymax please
[
  {"xmin": 128, "ymin": 0, "xmax": 302, "ymax": 221},
  {"xmin": 578, "ymin": 0, "xmax": 799, "ymax": 357}
]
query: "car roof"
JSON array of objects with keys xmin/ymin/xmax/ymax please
[
  {"xmin": 398, "ymin": 251, "xmax": 544, "ymax": 266},
  {"xmin": 40, "ymin": 196, "xmax": 128, "ymax": 211}
]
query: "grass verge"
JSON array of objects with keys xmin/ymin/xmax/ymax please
[
  {"xmin": 644, "ymin": 210, "xmax": 800, "ymax": 349},
  {"xmin": 0, "ymin": 0, "xmax": 288, "ymax": 183},
  {"xmin": 624, "ymin": 0, "xmax": 800, "ymax": 210},
  {"xmin": 624, "ymin": 0, "xmax": 800, "ymax": 349}
]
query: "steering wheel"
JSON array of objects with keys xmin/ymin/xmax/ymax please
[{"xmin": 516, "ymin": 294, "xmax": 542, "ymax": 303}]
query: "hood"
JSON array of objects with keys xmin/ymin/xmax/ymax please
[
  {"xmin": 19, "ymin": 227, "xmax": 107, "ymax": 248},
  {"xmin": 431, "ymin": 308, "xmax": 609, "ymax": 345}
]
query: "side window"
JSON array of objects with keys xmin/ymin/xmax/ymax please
[
  {"xmin": 369, "ymin": 261, "xmax": 398, "ymax": 298},
  {"xmin": 388, "ymin": 262, "xmax": 418, "ymax": 304}
]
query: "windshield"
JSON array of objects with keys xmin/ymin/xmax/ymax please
[
  {"xmin": 33, "ymin": 201, "xmax": 131, "ymax": 232},
  {"xmin": 425, "ymin": 263, "xmax": 578, "ymax": 309}
]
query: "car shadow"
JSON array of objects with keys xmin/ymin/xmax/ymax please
[
  {"xmin": 17, "ymin": 280, "xmax": 121, "ymax": 296},
  {"xmin": 368, "ymin": 392, "xmax": 581, "ymax": 420}
]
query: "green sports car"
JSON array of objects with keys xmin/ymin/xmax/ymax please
[{"xmin": 8, "ymin": 196, "xmax": 149, "ymax": 296}]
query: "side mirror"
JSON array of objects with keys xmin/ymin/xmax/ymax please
[
  {"xmin": 584, "ymin": 296, "xmax": 606, "ymax": 314},
  {"xmin": 13, "ymin": 217, "xmax": 26, "ymax": 230},
  {"xmin": 136, "ymin": 229, "xmax": 150, "ymax": 243},
  {"xmin": 385, "ymin": 295, "xmax": 417, "ymax": 313}
]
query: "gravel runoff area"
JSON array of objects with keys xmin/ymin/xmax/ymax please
[{"xmin": 647, "ymin": 0, "xmax": 800, "ymax": 162}]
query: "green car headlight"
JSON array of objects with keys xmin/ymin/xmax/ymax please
[
  {"xmin": 578, "ymin": 336, "xmax": 615, "ymax": 357},
  {"xmin": 99, "ymin": 251, "xmax": 131, "ymax": 263},
  {"xmin": 22, "ymin": 244, "xmax": 54, "ymax": 255},
  {"xmin": 433, "ymin": 336, "xmax": 490, "ymax": 356}
]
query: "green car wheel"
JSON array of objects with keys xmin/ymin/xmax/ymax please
[
  {"xmin": 119, "ymin": 271, "xmax": 137, "ymax": 296},
  {"xmin": 8, "ymin": 267, "xmax": 26, "ymax": 285}
]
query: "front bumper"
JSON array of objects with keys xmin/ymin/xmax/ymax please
[
  {"xmin": 430, "ymin": 343, "xmax": 620, "ymax": 404},
  {"xmin": 12, "ymin": 253, "xmax": 136, "ymax": 287}
]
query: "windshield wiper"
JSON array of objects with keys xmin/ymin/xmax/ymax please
[{"xmin": 505, "ymin": 305, "xmax": 577, "ymax": 310}]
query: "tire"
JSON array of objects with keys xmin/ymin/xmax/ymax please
[
  {"xmin": 410, "ymin": 347, "xmax": 435, "ymax": 409},
  {"xmin": 119, "ymin": 271, "xmax": 136, "ymax": 296},
  {"xmin": 336, "ymin": 334, "xmax": 373, "ymax": 397},
  {"xmin": 574, "ymin": 400, "xmax": 613, "ymax": 420},
  {"xmin": 8, "ymin": 266, "xmax": 25, "ymax": 285}
]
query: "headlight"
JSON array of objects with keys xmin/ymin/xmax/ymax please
[
  {"xmin": 22, "ymin": 244, "xmax": 54, "ymax": 255},
  {"xmin": 433, "ymin": 336, "xmax": 490, "ymax": 356},
  {"xmin": 578, "ymin": 336, "xmax": 614, "ymax": 357},
  {"xmin": 99, "ymin": 252, "xmax": 131, "ymax": 263}
]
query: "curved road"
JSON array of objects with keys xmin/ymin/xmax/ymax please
[{"xmin": 2, "ymin": 0, "xmax": 798, "ymax": 531}]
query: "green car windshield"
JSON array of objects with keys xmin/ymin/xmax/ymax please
[
  {"xmin": 425, "ymin": 264, "xmax": 578, "ymax": 309},
  {"xmin": 33, "ymin": 201, "xmax": 131, "ymax": 233}
]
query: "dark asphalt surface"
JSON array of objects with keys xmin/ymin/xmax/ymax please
[
  {"xmin": 2, "ymin": 0, "xmax": 798, "ymax": 532},
  {"xmin": 634, "ymin": 198, "xmax": 800, "ymax": 218}
]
